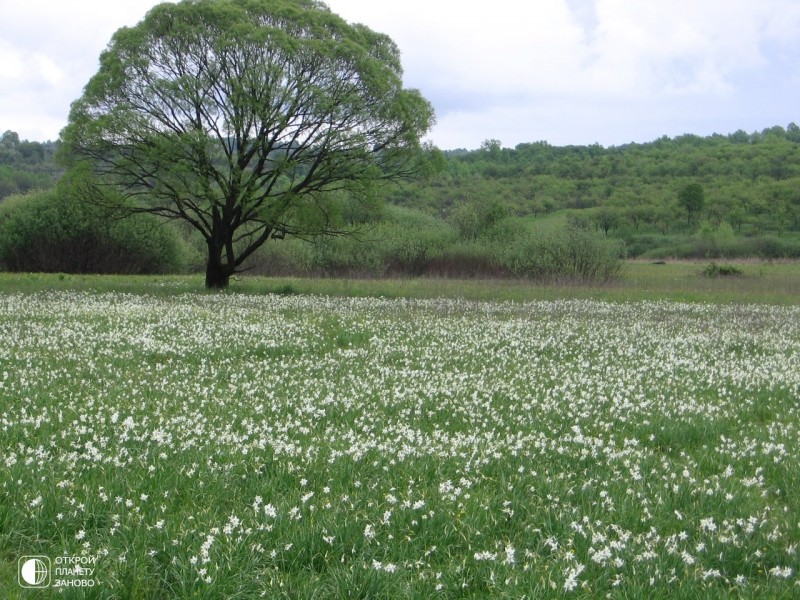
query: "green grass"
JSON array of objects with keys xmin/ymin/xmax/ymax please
[
  {"xmin": 2, "ymin": 259, "xmax": 800, "ymax": 304},
  {"xmin": 521, "ymin": 210, "xmax": 571, "ymax": 234},
  {"xmin": 0, "ymin": 288, "xmax": 798, "ymax": 598}
]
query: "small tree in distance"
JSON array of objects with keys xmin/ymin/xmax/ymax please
[
  {"xmin": 60, "ymin": 0, "xmax": 436, "ymax": 288},
  {"xmin": 678, "ymin": 182, "xmax": 706, "ymax": 227}
]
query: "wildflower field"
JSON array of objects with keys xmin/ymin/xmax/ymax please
[{"xmin": 1, "ymin": 289, "xmax": 799, "ymax": 598}]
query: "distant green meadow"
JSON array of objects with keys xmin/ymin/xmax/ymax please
[
  {"xmin": 1, "ymin": 283, "xmax": 799, "ymax": 597},
  {"xmin": 3, "ymin": 259, "xmax": 800, "ymax": 304}
]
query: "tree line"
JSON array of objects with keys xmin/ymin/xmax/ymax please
[
  {"xmin": 0, "ymin": 130, "xmax": 60, "ymax": 199},
  {"xmin": 391, "ymin": 125, "xmax": 800, "ymax": 231},
  {"xmin": 4, "ymin": 120, "xmax": 800, "ymax": 280},
  {"xmin": 7, "ymin": 123, "xmax": 800, "ymax": 233}
]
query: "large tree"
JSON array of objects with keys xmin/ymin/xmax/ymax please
[{"xmin": 60, "ymin": 0, "xmax": 435, "ymax": 288}]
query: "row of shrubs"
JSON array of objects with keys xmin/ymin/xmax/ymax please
[
  {"xmin": 638, "ymin": 235, "xmax": 800, "ymax": 260},
  {"xmin": 243, "ymin": 206, "xmax": 623, "ymax": 282},
  {"xmin": 620, "ymin": 221, "xmax": 800, "ymax": 259},
  {"xmin": 0, "ymin": 189, "xmax": 624, "ymax": 282}
]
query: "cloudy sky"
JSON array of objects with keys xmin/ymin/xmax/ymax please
[{"xmin": 2, "ymin": 0, "xmax": 799, "ymax": 149}]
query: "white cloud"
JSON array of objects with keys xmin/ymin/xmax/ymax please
[
  {"xmin": 585, "ymin": 0, "xmax": 768, "ymax": 96},
  {"xmin": 0, "ymin": 41, "xmax": 25, "ymax": 80},
  {"xmin": 0, "ymin": 1, "xmax": 171, "ymax": 140},
  {"xmin": 400, "ymin": 0, "xmax": 800, "ymax": 146},
  {"xmin": 34, "ymin": 54, "xmax": 67, "ymax": 87},
  {"xmin": 1, "ymin": 0, "xmax": 799, "ymax": 147}
]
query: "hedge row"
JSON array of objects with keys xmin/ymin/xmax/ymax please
[{"xmin": 0, "ymin": 192, "xmax": 624, "ymax": 282}]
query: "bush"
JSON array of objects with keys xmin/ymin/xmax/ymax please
[
  {"xmin": 622, "ymin": 233, "xmax": 683, "ymax": 258},
  {"xmin": 311, "ymin": 234, "xmax": 388, "ymax": 276},
  {"xmin": 236, "ymin": 237, "xmax": 314, "ymax": 277},
  {"xmin": 0, "ymin": 189, "xmax": 190, "ymax": 274},
  {"xmin": 373, "ymin": 207, "xmax": 458, "ymax": 275},
  {"xmin": 427, "ymin": 241, "xmax": 509, "ymax": 278},
  {"xmin": 641, "ymin": 234, "xmax": 800, "ymax": 260},
  {"xmin": 238, "ymin": 209, "xmax": 626, "ymax": 281},
  {"xmin": 498, "ymin": 225, "xmax": 623, "ymax": 282},
  {"xmin": 243, "ymin": 207, "xmax": 458, "ymax": 277},
  {"xmin": 745, "ymin": 235, "xmax": 800, "ymax": 258},
  {"xmin": 703, "ymin": 262, "xmax": 744, "ymax": 278}
]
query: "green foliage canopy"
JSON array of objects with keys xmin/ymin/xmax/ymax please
[
  {"xmin": 60, "ymin": 0, "xmax": 435, "ymax": 288},
  {"xmin": 0, "ymin": 130, "xmax": 59, "ymax": 198},
  {"xmin": 678, "ymin": 182, "xmax": 706, "ymax": 224}
]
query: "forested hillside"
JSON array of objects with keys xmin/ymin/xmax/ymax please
[
  {"xmin": 391, "ymin": 125, "xmax": 800, "ymax": 236},
  {"xmin": 5, "ymin": 124, "xmax": 799, "ymax": 236},
  {"xmin": 0, "ymin": 130, "xmax": 60, "ymax": 198}
]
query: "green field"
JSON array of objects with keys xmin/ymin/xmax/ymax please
[
  {"xmin": 1, "ymin": 270, "xmax": 799, "ymax": 598},
  {"xmin": 2, "ymin": 259, "xmax": 800, "ymax": 304}
]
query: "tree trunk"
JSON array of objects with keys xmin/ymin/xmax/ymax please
[
  {"xmin": 205, "ymin": 261, "xmax": 231, "ymax": 289},
  {"xmin": 205, "ymin": 240, "xmax": 232, "ymax": 289}
]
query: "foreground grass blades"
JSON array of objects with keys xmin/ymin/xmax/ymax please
[{"xmin": 1, "ymin": 290, "xmax": 799, "ymax": 598}]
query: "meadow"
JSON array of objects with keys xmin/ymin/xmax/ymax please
[
  {"xmin": 3, "ymin": 259, "xmax": 800, "ymax": 304},
  {"xmin": 1, "ymin": 271, "xmax": 799, "ymax": 598}
]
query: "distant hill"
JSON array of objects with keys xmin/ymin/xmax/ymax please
[
  {"xmin": 0, "ymin": 130, "xmax": 60, "ymax": 199},
  {"xmin": 389, "ymin": 124, "xmax": 800, "ymax": 238},
  {"xmin": 4, "ymin": 124, "xmax": 800, "ymax": 260}
]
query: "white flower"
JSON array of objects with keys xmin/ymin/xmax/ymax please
[
  {"xmin": 590, "ymin": 547, "xmax": 612, "ymax": 565},
  {"xmin": 769, "ymin": 566, "xmax": 793, "ymax": 579},
  {"xmin": 563, "ymin": 564, "xmax": 585, "ymax": 592},
  {"xmin": 700, "ymin": 517, "xmax": 717, "ymax": 533}
]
